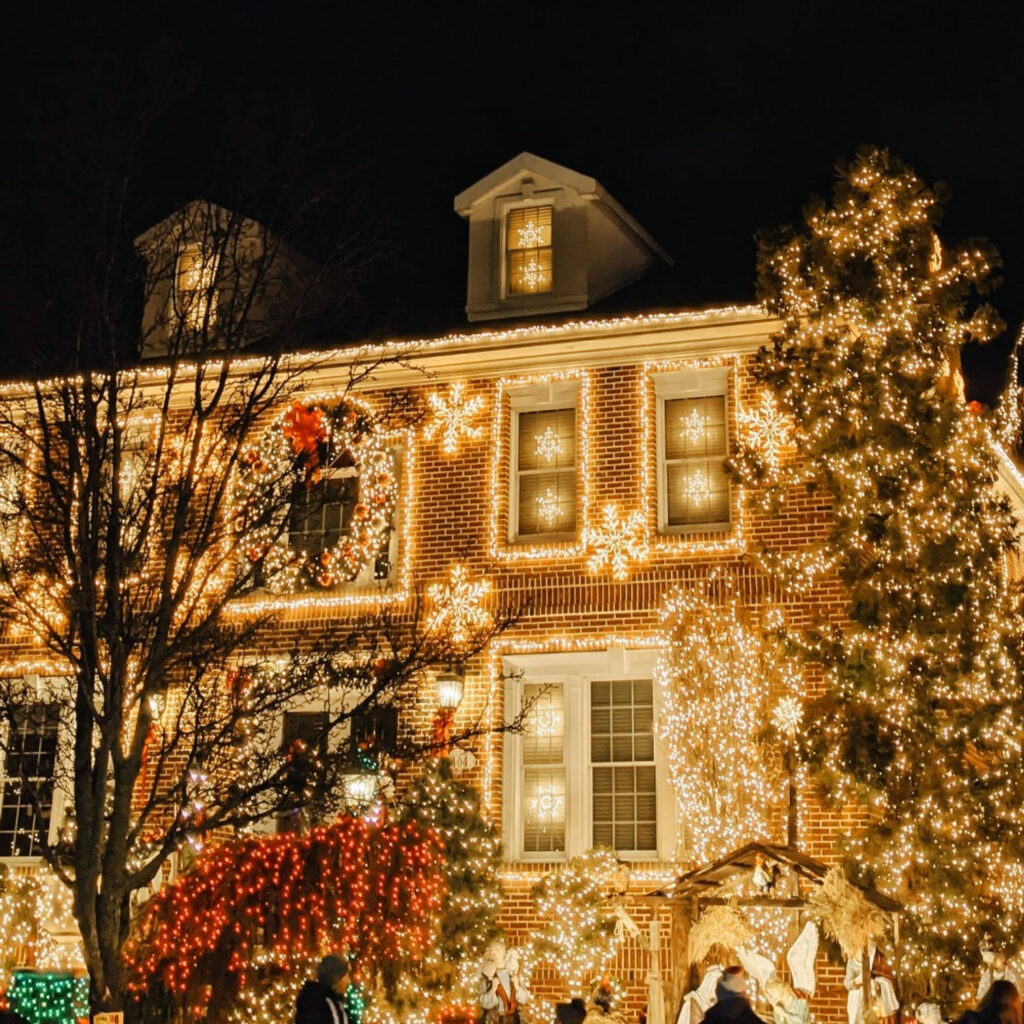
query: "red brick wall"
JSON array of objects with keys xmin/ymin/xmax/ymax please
[{"xmin": 0, "ymin": 348, "xmax": 869, "ymax": 1023}]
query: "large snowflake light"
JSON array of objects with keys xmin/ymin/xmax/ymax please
[
  {"xmin": 516, "ymin": 218, "xmax": 547, "ymax": 248},
  {"xmin": 423, "ymin": 381, "xmax": 485, "ymax": 456},
  {"xmin": 582, "ymin": 504, "xmax": 650, "ymax": 581},
  {"xmin": 738, "ymin": 391, "xmax": 792, "ymax": 470},
  {"xmin": 426, "ymin": 564, "xmax": 491, "ymax": 646},
  {"xmin": 534, "ymin": 426, "xmax": 562, "ymax": 462}
]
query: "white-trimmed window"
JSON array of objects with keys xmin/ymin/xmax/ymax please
[
  {"xmin": 0, "ymin": 698, "xmax": 63, "ymax": 859},
  {"xmin": 656, "ymin": 368, "xmax": 730, "ymax": 531},
  {"xmin": 174, "ymin": 243, "xmax": 219, "ymax": 330},
  {"xmin": 503, "ymin": 649, "xmax": 673, "ymax": 861},
  {"xmin": 510, "ymin": 382, "xmax": 578, "ymax": 542},
  {"xmin": 506, "ymin": 205, "xmax": 553, "ymax": 296}
]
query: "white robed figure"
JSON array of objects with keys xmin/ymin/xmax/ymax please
[
  {"xmin": 480, "ymin": 939, "xmax": 532, "ymax": 1024},
  {"xmin": 844, "ymin": 947, "xmax": 898, "ymax": 1024}
]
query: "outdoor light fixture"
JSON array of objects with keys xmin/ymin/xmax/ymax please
[
  {"xmin": 341, "ymin": 772, "xmax": 377, "ymax": 809},
  {"xmin": 435, "ymin": 669, "xmax": 465, "ymax": 710}
]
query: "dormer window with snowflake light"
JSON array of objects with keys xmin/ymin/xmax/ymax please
[
  {"xmin": 174, "ymin": 243, "xmax": 219, "ymax": 331},
  {"xmin": 506, "ymin": 206, "xmax": 553, "ymax": 295}
]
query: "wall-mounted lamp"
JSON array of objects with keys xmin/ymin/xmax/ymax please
[{"xmin": 436, "ymin": 670, "xmax": 465, "ymax": 711}]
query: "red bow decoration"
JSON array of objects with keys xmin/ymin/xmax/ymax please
[{"xmin": 282, "ymin": 401, "xmax": 327, "ymax": 485}]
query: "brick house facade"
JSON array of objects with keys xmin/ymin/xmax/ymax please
[{"xmin": 3, "ymin": 154, "xmax": 1023, "ymax": 1023}]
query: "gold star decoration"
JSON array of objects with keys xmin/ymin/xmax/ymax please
[
  {"xmin": 426, "ymin": 563, "xmax": 492, "ymax": 646},
  {"xmin": 423, "ymin": 381, "xmax": 485, "ymax": 456},
  {"xmin": 582, "ymin": 504, "xmax": 650, "ymax": 581},
  {"xmin": 738, "ymin": 391, "xmax": 793, "ymax": 470}
]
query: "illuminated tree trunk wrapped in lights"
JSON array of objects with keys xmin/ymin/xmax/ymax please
[
  {"xmin": 654, "ymin": 574, "xmax": 801, "ymax": 863},
  {"xmin": 731, "ymin": 146, "xmax": 1024, "ymax": 1002}
]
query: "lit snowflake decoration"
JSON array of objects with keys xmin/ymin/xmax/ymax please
[
  {"xmin": 423, "ymin": 381, "xmax": 485, "ymax": 456},
  {"xmin": 683, "ymin": 407, "xmax": 706, "ymax": 446},
  {"xmin": 583, "ymin": 503, "xmax": 650, "ymax": 581},
  {"xmin": 517, "ymin": 218, "xmax": 547, "ymax": 248},
  {"xmin": 522, "ymin": 259, "xmax": 548, "ymax": 291},
  {"xmin": 772, "ymin": 696, "xmax": 803, "ymax": 737},
  {"xmin": 534, "ymin": 425, "xmax": 562, "ymax": 462},
  {"xmin": 685, "ymin": 469, "xmax": 711, "ymax": 506},
  {"xmin": 529, "ymin": 781, "xmax": 565, "ymax": 823},
  {"xmin": 530, "ymin": 703, "xmax": 563, "ymax": 737},
  {"xmin": 738, "ymin": 391, "xmax": 792, "ymax": 470},
  {"xmin": 426, "ymin": 563, "xmax": 492, "ymax": 646},
  {"xmin": 536, "ymin": 488, "xmax": 561, "ymax": 527}
]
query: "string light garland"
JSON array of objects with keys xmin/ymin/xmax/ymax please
[
  {"xmin": 654, "ymin": 573, "xmax": 803, "ymax": 863},
  {"xmin": 234, "ymin": 396, "xmax": 398, "ymax": 591},
  {"xmin": 423, "ymin": 381, "xmax": 485, "ymax": 456},
  {"xmin": 737, "ymin": 390, "xmax": 792, "ymax": 472},
  {"xmin": 7, "ymin": 971, "xmax": 88, "ymax": 1024},
  {"xmin": 426, "ymin": 564, "xmax": 492, "ymax": 647},
  {"xmin": 582, "ymin": 504, "xmax": 650, "ymax": 581}
]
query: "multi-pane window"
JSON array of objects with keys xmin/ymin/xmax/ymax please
[
  {"xmin": 288, "ymin": 472, "xmax": 359, "ymax": 556},
  {"xmin": 175, "ymin": 244, "xmax": 219, "ymax": 330},
  {"xmin": 350, "ymin": 707, "xmax": 399, "ymax": 763},
  {"xmin": 278, "ymin": 710, "xmax": 329, "ymax": 833},
  {"xmin": 591, "ymin": 680, "xmax": 657, "ymax": 852},
  {"xmin": 515, "ymin": 408, "xmax": 576, "ymax": 538},
  {"xmin": 506, "ymin": 206, "xmax": 553, "ymax": 295},
  {"xmin": 522, "ymin": 684, "xmax": 566, "ymax": 854},
  {"xmin": 0, "ymin": 703, "xmax": 59, "ymax": 858},
  {"xmin": 662, "ymin": 394, "xmax": 730, "ymax": 527}
]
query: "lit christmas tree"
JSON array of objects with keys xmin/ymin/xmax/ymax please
[
  {"xmin": 383, "ymin": 757, "xmax": 502, "ymax": 1022},
  {"xmin": 732, "ymin": 146, "xmax": 1024, "ymax": 1002}
]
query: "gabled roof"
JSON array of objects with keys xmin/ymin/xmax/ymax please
[
  {"xmin": 454, "ymin": 151, "xmax": 672, "ymax": 265},
  {"xmin": 644, "ymin": 842, "xmax": 902, "ymax": 914}
]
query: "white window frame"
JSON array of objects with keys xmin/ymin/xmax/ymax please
[
  {"xmin": 0, "ymin": 676, "xmax": 69, "ymax": 866},
  {"xmin": 502, "ymin": 202, "xmax": 555, "ymax": 299},
  {"xmin": 172, "ymin": 242, "xmax": 220, "ymax": 331},
  {"xmin": 508, "ymin": 381, "xmax": 579, "ymax": 544},
  {"xmin": 654, "ymin": 367, "xmax": 731, "ymax": 534},
  {"xmin": 502, "ymin": 648, "xmax": 675, "ymax": 863}
]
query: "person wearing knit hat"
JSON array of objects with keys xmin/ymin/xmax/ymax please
[
  {"xmin": 702, "ymin": 967, "xmax": 763, "ymax": 1024},
  {"xmin": 295, "ymin": 954, "xmax": 351, "ymax": 1024}
]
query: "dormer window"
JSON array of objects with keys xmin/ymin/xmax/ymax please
[
  {"xmin": 506, "ymin": 205, "xmax": 553, "ymax": 295},
  {"xmin": 174, "ymin": 243, "xmax": 219, "ymax": 330}
]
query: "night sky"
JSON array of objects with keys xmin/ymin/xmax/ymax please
[{"xmin": 4, "ymin": 1, "xmax": 1024, "ymax": 398}]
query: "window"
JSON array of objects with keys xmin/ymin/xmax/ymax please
[
  {"xmin": 504, "ymin": 650, "xmax": 669, "ymax": 861},
  {"xmin": 278, "ymin": 710, "xmax": 329, "ymax": 833},
  {"xmin": 0, "ymin": 703, "xmax": 59, "ymax": 858},
  {"xmin": 506, "ymin": 206, "xmax": 553, "ymax": 295},
  {"xmin": 174, "ymin": 244, "xmax": 219, "ymax": 330},
  {"xmin": 590, "ymin": 680, "xmax": 657, "ymax": 852},
  {"xmin": 522, "ymin": 684, "xmax": 567, "ymax": 853},
  {"xmin": 656, "ymin": 369, "xmax": 731, "ymax": 531},
  {"xmin": 284, "ymin": 460, "xmax": 398, "ymax": 587},
  {"xmin": 514, "ymin": 407, "xmax": 576, "ymax": 540},
  {"xmin": 350, "ymin": 706, "xmax": 399, "ymax": 763}
]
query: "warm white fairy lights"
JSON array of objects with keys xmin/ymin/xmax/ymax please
[
  {"xmin": 488, "ymin": 369, "xmax": 591, "ymax": 561},
  {"xmin": 654, "ymin": 573, "xmax": 803, "ymax": 864},
  {"xmin": 534, "ymin": 425, "xmax": 562, "ymax": 462},
  {"xmin": 737, "ymin": 390, "xmax": 793, "ymax": 471},
  {"xmin": 423, "ymin": 380, "xmax": 485, "ymax": 456},
  {"xmin": 426, "ymin": 563, "xmax": 492, "ymax": 647},
  {"xmin": 582, "ymin": 504, "xmax": 650, "ymax": 581},
  {"xmin": 536, "ymin": 489, "xmax": 561, "ymax": 527}
]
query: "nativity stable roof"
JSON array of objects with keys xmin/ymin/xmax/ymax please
[{"xmin": 644, "ymin": 842, "xmax": 902, "ymax": 914}]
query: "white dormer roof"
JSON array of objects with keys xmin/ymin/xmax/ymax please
[{"xmin": 455, "ymin": 152, "xmax": 671, "ymax": 322}]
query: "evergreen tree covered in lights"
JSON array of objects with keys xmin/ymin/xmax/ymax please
[
  {"xmin": 733, "ymin": 147, "xmax": 1024, "ymax": 1002},
  {"xmin": 384, "ymin": 757, "xmax": 502, "ymax": 1018}
]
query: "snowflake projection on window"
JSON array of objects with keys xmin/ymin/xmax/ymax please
[
  {"xmin": 517, "ymin": 218, "xmax": 547, "ymax": 249},
  {"xmin": 536, "ymin": 488, "xmax": 561, "ymax": 527},
  {"xmin": 534, "ymin": 425, "xmax": 562, "ymax": 463},
  {"xmin": 423, "ymin": 381, "xmax": 485, "ymax": 456},
  {"xmin": 528, "ymin": 781, "xmax": 565, "ymax": 824},
  {"xmin": 682, "ymin": 406, "xmax": 707, "ymax": 447},
  {"xmin": 685, "ymin": 469, "xmax": 711, "ymax": 506},
  {"xmin": 738, "ymin": 391, "xmax": 793, "ymax": 470},
  {"xmin": 522, "ymin": 259, "xmax": 548, "ymax": 291},
  {"xmin": 426, "ymin": 563, "xmax": 491, "ymax": 646},
  {"xmin": 583, "ymin": 504, "xmax": 650, "ymax": 581}
]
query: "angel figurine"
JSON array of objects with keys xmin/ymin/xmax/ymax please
[{"xmin": 480, "ymin": 937, "xmax": 532, "ymax": 1024}]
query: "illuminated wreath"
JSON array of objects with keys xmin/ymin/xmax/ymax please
[{"xmin": 235, "ymin": 398, "xmax": 398, "ymax": 591}]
